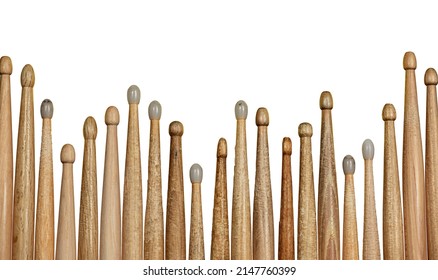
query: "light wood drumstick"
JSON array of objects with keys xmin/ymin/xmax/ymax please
[
  {"xmin": 297, "ymin": 123, "xmax": 317, "ymax": 260},
  {"xmin": 362, "ymin": 139, "xmax": 381, "ymax": 260},
  {"xmin": 342, "ymin": 155, "xmax": 359, "ymax": 260},
  {"xmin": 231, "ymin": 100, "xmax": 252, "ymax": 260},
  {"xmin": 100, "ymin": 106, "xmax": 121, "ymax": 260},
  {"xmin": 189, "ymin": 163, "xmax": 205, "ymax": 260},
  {"xmin": 35, "ymin": 99, "xmax": 54, "ymax": 260},
  {"xmin": 278, "ymin": 137, "xmax": 294, "ymax": 260},
  {"xmin": 78, "ymin": 116, "xmax": 98, "ymax": 260},
  {"xmin": 122, "ymin": 85, "xmax": 143, "ymax": 260},
  {"xmin": 144, "ymin": 101, "xmax": 164, "ymax": 260},
  {"xmin": 425, "ymin": 68, "xmax": 438, "ymax": 259},
  {"xmin": 318, "ymin": 91, "xmax": 340, "ymax": 260},
  {"xmin": 0, "ymin": 56, "xmax": 13, "ymax": 260},
  {"xmin": 253, "ymin": 107, "xmax": 274, "ymax": 260},
  {"xmin": 12, "ymin": 64, "xmax": 35, "ymax": 260},
  {"xmin": 211, "ymin": 138, "xmax": 229, "ymax": 260},
  {"xmin": 166, "ymin": 121, "xmax": 186, "ymax": 260},
  {"xmin": 382, "ymin": 103, "xmax": 404, "ymax": 260},
  {"xmin": 56, "ymin": 144, "xmax": 76, "ymax": 260},
  {"xmin": 402, "ymin": 52, "xmax": 427, "ymax": 260}
]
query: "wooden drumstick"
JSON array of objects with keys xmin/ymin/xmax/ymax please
[
  {"xmin": 189, "ymin": 163, "xmax": 205, "ymax": 260},
  {"xmin": 12, "ymin": 64, "xmax": 36, "ymax": 260},
  {"xmin": 318, "ymin": 91, "xmax": 340, "ymax": 260},
  {"xmin": 402, "ymin": 52, "xmax": 427, "ymax": 259},
  {"xmin": 122, "ymin": 85, "xmax": 143, "ymax": 260},
  {"xmin": 231, "ymin": 100, "xmax": 252, "ymax": 260},
  {"xmin": 362, "ymin": 139, "xmax": 381, "ymax": 260},
  {"xmin": 0, "ymin": 56, "xmax": 13, "ymax": 260},
  {"xmin": 342, "ymin": 155, "xmax": 359, "ymax": 260},
  {"xmin": 78, "ymin": 117, "xmax": 98, "ymax": 260},
  {"xmin": 166, "ymin": 121, "xmax": 186, "ymax": 260},
  {"xmin": 278, "ymin": 137, "xmax": 294, "ymax": 260},
  {"xmin": 211, "ymin": 138, "xmax": 229, "ymax": 260},
  {"xmin": 35, "ymin": 99, "xmax": 54, "ymax": 259},
  {"xmin": 144, "ymin": 101, "xmax": 164, "ymax": 260},
  {"xmin": 56, "ymin": 144, "xmax": 76, "ymax": 260},
  {"xmin": 297, "ymin": 123, "xmax": 317, "ymax": 260},
  {"xmin": 425, "ymin": 68, "xmax": 438, "ymax": 259},
  {"xmin": 253, "ymin": 107, "xmax": 274, "ymax": 260},
  {"xmin": 382, "ymin": 103, "xmax": 404, "ymax": 260},
  {"xmin": 100, "ymin": 106, "xmax": 121, "ymax": 260}
]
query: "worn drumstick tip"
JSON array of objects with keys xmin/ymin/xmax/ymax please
[
  {"xmin": 0, "ymin": 56, "xmax": 13, "ymax": 74},
  {"xmin": 362, "ymin": 139, "xmax": 374, "ymax": 161},
  {"xmin": 343, "ymin": 155, "xmax": 355, "ymax": 175},
  {"xmin": 127, "ymin": 85, "xmax": 141, "ymax": 104},
  {"xmin": 83, "ymin": 117, "xmax": 97, "ymax": 140},
  {"xmin": 61, "ymin": 144, "xmax": 75, "ymax": 164},
  {"xmin": 148, "ymin": 101, "xmax": 162, "ymax": 120},
  {"xmin": 105, "ymin": 106, "xmax": 120, "ymax": 126},
  {"xmin": 320, "ymin": 91, "xmax": 333, "ymax": 110},
  {"xmin": 255, "ymin": 108, "xmax": 269, "ymax": 126},
  {"xmin": 21, "ymin": 64, "xmax": 35, "ymax": 87},
  {"xmin": 169, "ymin": 121, "xmax": 184, "ymax": 136},
  {"xmin": 283, "ymin": 137, "xmax": 292, "ymax": 155},
  {"xmin": 382, "ymin": 104, "xmax": 396, "ymax": 121},
  {"xmin": 403, "ymin": 52, "xmax": 417, "ymax": 70},
  {"xmin": 217, "ymin": 138, "xmax": 227, "ymax": 158},
  {"xmin": 298, "ymin": 122, "xmax": 313, "ymax": 137},
  {"xmin": 235, "ymin": 100, "xmax": 248, "ymax": 120},
  {"xmin": 425, "ymin": 68, "xmax": 438, "ymax": 86},
  {"xmin": 40, "ymin": 99, "xmax": 53, "ymax": 119}
]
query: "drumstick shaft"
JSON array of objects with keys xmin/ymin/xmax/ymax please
[
  {"xmin": 343, "ymin": 172, "xmax": 359, "ymax": 260},
  {"xmin": 189, "ymin": 175, "xmax": 205, "ymax": 260}
]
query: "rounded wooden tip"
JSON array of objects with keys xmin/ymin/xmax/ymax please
[
  {"xmin": 40, "ymin": 99, "xmax": 54, "ymax": 119},
  {"xmin": 382, "ymin": 103, "xmax": 396, "ymax": 121},
  {"xmin": 319, "ymin": 91, "xmax": 333, "ymax": 110},
  {"xmin": 298, "ymin": 122, "xmax": 313, "ymax": 137},
  {"xmin": 425, "ymin": 68, "xmax": 438, "ymax": 85},
  {"xmin": 235, "ymin": 100, "xmax": 248, "ymax": 120},
  {"xmin": 283, "ymin": 137, "xmax": 292, "ymax": 155},
  {"xmin": 255, "ymin": 107, "xmax": 269, "ymax": 126},
  {"xmin": 105, "ymin": 106, "xmax": 120, "ymax": 125},
  {"xmin": 21, "ymin": 64, "xmax": 35, "ymax": 87},
  {"xmin": 403, "ymin": 51, "xmax": 417, "ymax": 70},
  {"xmin": 148, "ymin": 100, "xmax": 162, "ymax": 120},
  {"xmin": 0, "ymin": 56, "xmax": 12, "ymax": 74},
  {"xmin": 61, "ymin": 144, "xmax": 75, "ymax": 163},
  {"xmin": 127, "ymin": 85, "xmax": 141, "ymax": 104},
  {"xmin": 83, "ymin": 116, "xmax": 97, "ymax": 140},
  {"xmin": 343, "ymin": 155, "xmax": 355, "ymax": 175},
  {"xmin": 169, "ymin": 121, "xmax": 184, "ymax": 136},
  {"xmin": 217, "ymin": 138, "xmax": 227, "ymax": 158},
  {"xmin": 362, "ymin": 139, "xmax": 374, "ymax": 160},
  {"xmin": 190, "ymin": 163, "xmax": 203, "ymax": 184}
]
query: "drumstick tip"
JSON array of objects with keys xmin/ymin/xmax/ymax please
[
  {"xmin": 424, "ymin": 68, "xmax": 438, "ymax": 86},
  {"xmin": 382, "ymin": 103, "xmax": 396, "ymax": 121},
  {"xmin": 235, "ymin": 100, "xmax": 248, "ymax": 120},
  {"xmin": 362, "ymin": 139, "xmax": 374, "ymax": 160},
  {"xmin": 21, "ymin": 64, "xmax": 35, "ymax": 87},
  {"xmin": 319, "ymin": 91, "xmax": 333, "ymax": 110},
  {"xmin": 105, "ymin": 106, "xmax": 120, "ymax": 125},
  {"xmin": 83, "ymin": 116, "xmax": 97, "ymax": 140},
  {"xmin": 298, "ymin": 122, "xmax": 313, "ymax": 137},
  {"xmin": 343, "ymin": 155, "xmax": 355, "ymax": 175},
  {"xmin": 255, "ymin": 107, "xmax": 269, "ymax": 126},
  {"xmin": 403, "ymin": 51, "xmax": 417, "ymax": 70},
  {"xmin": 0, "ymin": 56, "xmax": 12, "ymax": 74},
  {"xmin": 217, "ymin": 138, "xmax": 227, "ymax": 158},
  {"xmin": 127, "ymin": 85, "xmax": 141, "ymax": 104},
  {"xmin": 169, "ymin": 121, "xmax": 184, "ymax": 136},
  {"xmin": 148, "ymin": 100, "xmax": 162, "ymax": 120},
  {"xmin": 40, "ymin": 99, "xmax": 53, "ymax": 119},
  {"xmin": 61, "ymin": 144, "xmax": 75, "ymax": 164},
  {"xmin": 190, "ymin": 163, "xmax": 203, "ymax": 184},
  {"xmin": 282, "ymin": 137, "xmax": 292, "ymax": 155}
]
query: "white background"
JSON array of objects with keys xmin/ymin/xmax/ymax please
[{"xmin": 1, "ymin": 0, "xmax": 438, "ymax": 277}]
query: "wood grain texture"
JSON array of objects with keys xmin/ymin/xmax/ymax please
[
  {"xmin": 317, "ymin": 91, "xmax": 340, "ymax": 260},
  {"xmin": 35, "ymin": 100, "xmax": 55, "ymax": 260},
  {"xmin": 231, "ymin": 101, "xmax": 252, "ymax": 260},
  {"xmin": 189, "ymin": 164, "xmax": 205, "ymax": 260},
  {"xmin": 0, "ymin": 56, "xmax": 13, "ymax": 259},
  {"xmin": 382, "ymin": 104, "xmax": 404, "ymax": 260},
  {"xmin": 402, "ymin": 52, "xmax": 427, "ymax": 260},
  {"xmin": 297, "ymin": 123, "xmax": 317, "ymax": 260},
  {"xmin": 425, "ymin": 68, "xmax": 438, "ymax": 259},
  {"xmin": 56, "ymin": 144, "xmax": 76, "ymax": 260},
  {"xmin": 278, "ymin": 137, "xmax": 294, "ymax": 260},
  {"xmin": 100, "ymin": 106, "xmax": 121, "ymax": 260},
  {"xmin": 12, "ymin": 64, "xmax": 35, "ymax": 260},
  {"xmin": 166, "ymin": 121, "xmax": 186, "ymax": 260},
  {"xmin": 211, "ymin": 138, "xmax": 230, "ymax": 260},
  {"xmin": 78, "ymin": 117, "xmax": 98, "ymax": 260}
]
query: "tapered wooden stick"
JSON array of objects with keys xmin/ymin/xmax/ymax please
[
  {"xmin": 78, "ymin": 117, "xmax": 98, "ymax": 260},
  {"xmin": 342, "ymin": 155, "xmax": 359, "ymax": 260},
  {"xmin": 278, "ymin": 137, "xmax": 294, "ymax": 260},
  {"xmin": 56, "ymin": 144, "xmax": 76, "ymax": 260},
  {"xmin": 318, "ymin": 91, "xmax": 340, "ymax": 260},
  {"xmin": 362, "ymin": 139, "xmax": 381, "ymax": 260},
  {"xmin": 100, "ymin": 106, "xmax": 121, "ymax": 260},
  {"xmin": 12, "ymin": 64, "xmax": 35, "ymax": 260},
  {"xmin": 122, "ymin": 85, "xmax": 143, "ymax": 260},
  {"xmin": 297, "ymin": 123, "xmax": 317, "ymax": 260},
  {"xmin": 166, "ymin": 121, "xmax": 186, "ymax": 260},
  {"xmin": 0, "ymin": 56, "xmax": 13, "ymax": 260},
  {"xmin": 35, "ymin": 99, "xmax": 54, "ymax": 260},
  {"xmin": 144, "ymin": 101, "xmax": 164, "ymax": 260},
  {"xmin": 231, "ymin": 100, "xmax": 252, "ymax": 260},
  {"xmin": 402, "ymin": 52, "xmax": 427, "ymax": 259},
  {"xmin": 382, "ymin": 104, "xmax": 404, "ymax": 260},
  {"xmin": 189, "ymin": 164, "xmax": 205, "ymax": 260},
  {"xmin": 211, "ymin": 138, "xmax": 230, "ymax": 260},
  {"xmin": 425, "ymin": 68, "xmax": 438, "ymax": 259}
]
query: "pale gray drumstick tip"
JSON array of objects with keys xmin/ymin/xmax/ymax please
[
  {"xmin": 343, "ymin": 155, "xmax": 355, "ymax": 175},
  {"xmin": 148, "ymin": 100, "xmax": 162, "ymax": 120},
  {"xmin": 362, "ymin": 139, "xmax": 374, "ymax": 160},
  {"xmin": 40, "ymin": 99, "xmax": 54, "ymax": 119},
  {"xmin": 235, "ymin": 100, "xmax": 248, "ymax": 120},
  {"xmin": 127, "ymin": 85, "xmax": 141, "ymax": 104},
  {"xmin": 190, "ymin": 163, "xmax": 203, "ymax": 184}
]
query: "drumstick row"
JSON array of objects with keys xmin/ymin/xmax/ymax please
[{"xmin": 1, "ymin": 51, "xmax": 438, "ymax": 260}]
